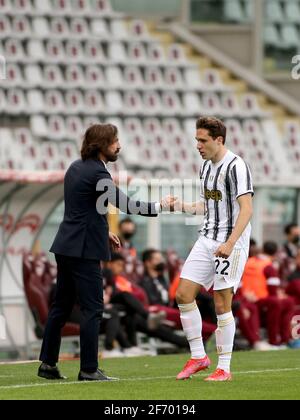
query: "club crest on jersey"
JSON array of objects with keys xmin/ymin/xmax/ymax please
[{"xmin": 205, "ymin": 189, "xmax": 223, "ymax": 201}]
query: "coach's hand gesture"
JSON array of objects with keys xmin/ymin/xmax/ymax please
[{"xmin": 109, "ymin": 232, "xmax": 121, "ymax": 252}]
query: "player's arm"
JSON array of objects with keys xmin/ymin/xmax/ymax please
[
  {"xmin": 175, "ymin": 200, "xmax": 205, "ymax": 216},
  {"xmin": 215, "ymin": 194, "xmax": 253, "ymax": 259}
]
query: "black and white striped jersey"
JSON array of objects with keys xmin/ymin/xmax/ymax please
[{"xmin": 199, "ymin": 150, "xmax": 254, "ymax": 248}]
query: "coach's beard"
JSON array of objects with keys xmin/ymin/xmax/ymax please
[{"xmin": 105, "ymin": 151, "xmax": 120, "ymax": 163}]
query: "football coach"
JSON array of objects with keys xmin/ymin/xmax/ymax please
[{"xmin": 38, "ymin": 124, "xmax": 176, "ymax": 382}]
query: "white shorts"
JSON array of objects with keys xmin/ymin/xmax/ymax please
[{"xmin": 181, "ymin": 236, "xmax": 249, "ymax": 293}]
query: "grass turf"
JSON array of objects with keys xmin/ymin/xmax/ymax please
[{"xmin": 0, "ymin": 350, "xmax": 299, "ymax": 400}]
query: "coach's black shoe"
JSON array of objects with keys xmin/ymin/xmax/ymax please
[
  {"xmin": 38, "ymin": 363, "xmax": 67, "ymax": 381},
  {"xmin": 78, "ymin": 369, "xmax": 119, "ymax": 382}
]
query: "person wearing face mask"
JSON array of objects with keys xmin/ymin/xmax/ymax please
[
  {"xmin": 279, "ymin": 223, "xmax": 300, "ymax": 282},
  {"xmin": 119, "ymin": 218, "xmax": 137, "ymax": 257}
]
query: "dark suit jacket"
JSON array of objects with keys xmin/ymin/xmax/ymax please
[{"xmin": 50, "ymin": 159, "xmax": 158, "ymax": 261}]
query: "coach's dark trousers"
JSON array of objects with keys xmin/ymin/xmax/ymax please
[{"xmin": 40, "ymin": 255, "xmax": 103, "ymax": 373}]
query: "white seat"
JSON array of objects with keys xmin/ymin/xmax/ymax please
[
  {"xmin": 32, "ymin": 0, "xmax": 52, "ymax": 15},
  {"xmin": 83, "ymin": 90, "xmax": 105, "ymax": 114},
  {"xmin": 6, "ymin": 88, "xmax": 27, "ymax": 114},
  {"xmin": 49, "ymin": 17, "xmax": 70, "ymax": 39},
  {"xmin": 281, "ymin": 24, "xmax": 299, "ymax": 49},
  {"xmin": 0, "ymin": 0, "xmax": 12, "ymax": 14},
  {"xmin": 145, "ymin": 67, "xmax": 164, "ymax": 89},
  {"xmin": 108, "ymin": 42, "xmax": 128, "ymax": 64},
  {"xmin": 164, "ymin": 67, "xmax": 184, "ymax": 89},
  {"xmin": 224, "ymin": 0, "xmax": 247, "ymax": 23},
  {"xmin": 28, "ymin": 40, "xmax": 46, "ymax": 62},
  {"xmin": 91, "ymin": 0, "xmax": 114, "ymax": 17},
  {"xmin": 27, "ymin": 89, "xmax": 45, "ymax": 113},
  {"xmin": 184, "ymin": 68, "xmax": 204, "ymax": 90},
  {"xmin": 70, "ymin": 18, "xmax": 90, "ymax": 39},
  {"xmin": 52, "ymin": 0, "xmax": 72, "ymax": 16},
  {"xmin": 0, "ymin": 16, "xmax": 11, "ymax": 39},
  {"xmin": 85, "ymin": 65, "xmax": 105, "ymax": 88},
  {"xmin": 85, "ymin": 40, "xmax": 107, "ymax": 64},
  {"xmin": 285, "ymin": 0, "xmax": 300, "ymax": 23},
  {"xmin": 124, "ymin": 117, "xmax": 143, "ymax": 135},
  {"xmin": 110, "ymin": 19, "xmax": 129, "ymax": 40},
  {"xmin": 43, "ymin": 65, "xmax": 64, "ymax": 88},
  {"xmin": 72, "ymin": 0, "xmax": 92, "ymax": 16},
  {"xmin": 14, "ymin": 128, "xmax": 34, "ymax": 146},
  {"xmin": 221, "ymin": 92, "xmax": 241, "ymax": 117},
  {"xmin": 65, "ymin": 65, "xmax": 85, "ymax": 88},
  {"xmin": 143, "ymin": 92, "xmax": 163, "ymax": 116},
  {"xmin": 13, "ymin": 0, "xmax": 33, "ymax": 15},
  {"xmin": 65, "ymin": 89, "xmax": 84, "ymax": 114},
  {"xmin": 167, "ymin": 44, "xmax": 189, "ymax": 66},
  {"xmin": 24, "ymin": 65, "xmax": 43, "ymax": 87},
  {"xmin": 5, "ymin": 63, "xmax": 23, "ymax": 87},
  {"xmin": 90, "ymin": 19, "xmax": 110, "ymax": 39},
  {"xmin": 148, "ymin": 43, "xmax": 166, "ymax": 65},
  {"xmin": 161, "ymin": 92, "xmax": 182, "ymax": 116},
  {"xmin": 83, "ymin": 116, "xmax": 101, "ymax": 128},
  {"xmin": 32, "ymin": 18, "xmax": 51, "ymax": 39},
  {"xmin": 66, "ymin": 116, "xmax": 84, "ymax": 140},
  {"xmin": 144, "ymin": 118, "xmax": 162, "ymax": 135},
  {"xmin": 4, "ymin": 39, "xmax": 26, "ymax": 62},
  {"xmin": 130, "ymin": 20, "xmax": 151, "ymax": 41},
  {"xmin": 105, "ymin": 66, "xmax": 124, "ymax": 88},
  {"xmin": 105, "ymin": 91, "xmax": 124, "ymax": 114},
  {"xmin": 44, "ymin": 90, "xmax": 65, "ymax": 114},
  {"xmin": 264, "ymin": 24, "xmax": 281, "ymax": 49},
  {"xmin": 202, "ymin": 92, "xmax": 222, "ymax": 116},
  {"xmin": 59, "ymin": 142, "xmax": 79, "ymax": 161},
  {"xmin": 45, "ymin": 40, "xmax": 65, "ymax": 63},
  {"xmin": 123, "ymin": 92, "xmax": 143, "ymax": 116},
  {"xmin": 128, "ymin": 42, "xmax": 147, "ymax": 64},
  {"xmin": 266, "ymin": 0, "xmax": 283, "ymax": 23},
  {"xmin": 31, "ymin": 116, "xmax": 48, "ymax": 138},
  {"xmin": 12, "ymin": 16, "xmax": 32, "ymax": 39},
  {"xmin": 162, "ymin": 118, "xmax": 183, "ymax": 135},
  {"xmin": 65, "ymin": 40, "xmax": 84, "ymax": 63},
  {"xmin": 240, "ymin": 94, "xmax": 266, "ymax": 117},
  {"xmin": 182, "ymin": 93, "xmax": 202, "ymax": 117},
  {"xmin": 203, "ymin": 69, "xmax": 227, "ymax": 91},
  {"xmin": 47, "ymin": 116, "xmax": 67, "ymax": 141},
  {"xmin": 123, "ymin": 66, "xmax": 144, "ymax": 89}
]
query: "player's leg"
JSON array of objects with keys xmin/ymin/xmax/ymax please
[{"xmin": 205, "ymin": 288, "xmax": 235, "ymax": 382}]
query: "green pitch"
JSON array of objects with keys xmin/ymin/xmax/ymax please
[{"xmin": 0, "ymin": 350, "xmax": 299, "ymax": 400}]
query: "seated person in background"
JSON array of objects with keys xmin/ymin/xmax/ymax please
[
  {"xmin": 241, "ymin": 239, "xmax": 295, "ymax": 347},
  {"xmin": 279, "ymin": 223, "xmax": 300, "ymax": 282},
  {"xmin": 287, "ymin": 249, "xmax": 300, "ymax": 307}
]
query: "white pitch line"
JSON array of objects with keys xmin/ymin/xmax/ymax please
[{"xmin": 0, "ymin": 367, "xmax": 299, "ymax": 391}]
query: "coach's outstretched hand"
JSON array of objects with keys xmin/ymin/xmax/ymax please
[
  {"xmin": 160, "ymin": 196, "xmax": 178, "ymax": 212},
  {"xmin": 109, "ymin": 232, "xmax": 121, "ymax": 252}
]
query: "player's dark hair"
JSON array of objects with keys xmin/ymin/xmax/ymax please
[
  {"xmin": 81, "ymin": 124, "xmax": 118, "ymax": 161},
  {"xmin": 284, "ymin": 223, "xmax": 298, "ymax": 235},
  {"xmin": 142, "ymin": 249, "xmax": 160, "ymax": 263},
  {"xmin": 196, "ymin": 117, "xmax": 227, "ymax": 145},
  {"xmin": 119, "ymin": 218, "xmax": 136, "ymax": 228},
  {"xmin": 110, "ymin": 253, "xmax": 126, "ymax": 263},
  {"xmin": 263, "ymin": 241, "xmax": 278, "ymax": 256}
]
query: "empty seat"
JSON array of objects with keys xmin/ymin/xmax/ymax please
[
  {"xmin": 167, "ymin": 44, "xmax": 189, "ymax": 66},
  {"xmin": 266, "ymin": 0, "xmax": 283, "ymax": 23},
  {"xmin": 85, "ymin": 65, "xmax": 105, "ymax": 88},
  {"xmin": 184, "ymin": 68, "xmax": 203, "ymax": 90},
  {"xmin": 91, "ymin": 0, "xmax": 113, "ymax": 16},
  {"xmin": 145, "ymin": 67, "xmax": 164, "ymax": 89},
  {"xmin": 224, "ymin": 0, "xmax": 247, "ymax": 23},
  {"xmin": 43, "ymin": 65, "xmax": 64, "ymax": 88},
  {"xmin": 72, "ymin": 0, "xmax": 92, "ymax": 16},
  {"xmin": 32, "ymin": 0, "xmax": 52, "ymax": 15},
  {"xmin": 13, "ymin": 0, "xmax": 33, "ymax": 15},
  {"xmin": 65, "ymin": 65, "xmax": 85, "ymax": 88},
  {"xmin": 47, "ymin": 115, "xmax": 67, "ymax": 141},
  {"xmin": 45, "ymin": 40, "xmax": 65, "ymax": 63},
  {"xmin": 65, "ymin": 116, "xmax": 84, "ymax": 140},
  {"xmin": 24, "ymin": 65, "xmax": 43, "ymax": 88},
  {"xmin": 5, "ymin": 63, "xmax": 23, "ymax": 87},
  {"xmin": 124, "ymin": 66, "xmax": 144, "ymax": 89},
  {"xmin": 182, "ymin": 93, "xmax": 202, "ymax": 117},
  {"xmin": 105, "ymin": 91, "xmax": 124, "ymax": 114},
  {"xmin": 52, "ymin": 0, "xmax": 72, "ymax": 16},
  {"xmin": 65, "ymin": 40, "xmax": 84, "ymax": 63},
  {"xmin": 110, "ymin": 19, "xmax": 129, "ymax": 40},
  {"xmin": 27, "ymin": 89, "xmax": 45, "ymax": 113},
  {"xmin": 203, "ymin": 69, "xmax": 227, "ymax": 91},
  {"xmin": 130, "ymin": 20, "xmax": 151, "ymax": 40},
  {"xmin": 44, "ymin": 90, "xmax": 65, "ymax": 114},
  {"xmin": 31, "ymin": 115, "xmax": 48, "ymax": 138},
  {"xmin": 105, "ymin": 66, "xmax": 123, "ymax": 88},
  {"xmin": 32, "ymin": 17, "xmax": 51, "ymax": 38},
  {"xmin": 70, "ymin": 18, "xmax": 90, "ymax": 39},
  {"xmin": 281, "ymin": 24, "xmax": 299, "ymax": 49},
  {"xmin": 90, "ymin": 19, "xmax": 110, "ymax": 39},
  {"xmin": 285, "ymin": 0, "xmax": 300, "ymax": 23},
  {"xmin": 85, "ymin": 40, "xmax": 106, "ymax": 64},
  {"xmin": 83, "ymin": 90, "xmax": 104, "ymax": 114},
  {"xmin": 14, "ymin": 128, "xmax": 34, "ymax": 146},
  {"xmin": 4, "ymin": 39, "xmax": 26, "ymax": 62},
  {"xmin": 264, "ymin": 24, "xmax": 281, "ymax": 49},
  {"xmin": 148, "ymin": 43, "xmax": 166, "ymax": 65},
  {"xmin": 128, "ymin": 42, "xmax": 147, "ymax": 64},
  {"xmin": 6, "ymin": 88, "xmax": 27, "ymax": 114},
  {"xmin": 164, "ymin": 67, "xmax": 184, "ymax": 89},
  {"xmin": 49, "ymin": 17, "xmax": 70, "ymax": 39},
  {"xmin": 12, "ymin": 16, "xmax": 32, "ymax": 38},
  {"xmin": 108, "ymin": 42, "xmax": 128, "ymax": 64},
  {"xmin": 65, "ymin": 90, "xmax": 84, "ymax": 114},
  {"xmin": 161, "ymin": 92, "xmax": 182, "ymax": 116},
  {"xmin": 143, "ymin": 92, "xmax": 163, "ymax": 116},
  {"xmin": 0, "ymin": 16, "xmax": 11, "ymax": 39},
  {"xmin": 123, "ymin": 92, "xmax": 143, "ymax": 116}
]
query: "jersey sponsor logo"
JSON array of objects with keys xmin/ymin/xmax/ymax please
[{"xmin": 205, "ymin": 189, "xmax": 223, "ymax": 202}]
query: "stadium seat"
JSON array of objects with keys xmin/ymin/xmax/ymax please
[
  {"xmin": 265, "ymin": 0, "xmax": 283, "ymax": 23},
  {"xmin": 44, "ymin": 90, "xmax": 65, "ymax": 114},
  {"xmin": 145, "ymin": 67, "xmax": 164, "ymax": 89},
  {"xmin": 32, "ymin": 18, "xmax": 50, "ymax": 39},
  {"xmin": 128, "ymin": 42, "xmax": 148, "ymax": 64},
  {"xmin": 5, "ymin": 63, "xmax": 23, "ymax": 87},
  {"xmin": 83, "ymin": 90, "xmax": 105, "ymax": 114},
  {"xmin": 47, "ymin": 115, "xmax": 67, "ymax": 141},
  {"xmin": 70, "ymin": 17, "xmax": 90, "ymax": 39},
  {"xmin": 6, "ymin": 88, "xmax": 27, "ymax": 114},
  {"xmin": 148, "ymin": 43, "xmax": 167, "ymax": 65},
  {"xmin": 184, "ymin": 67, "xmax": 204, "ymax": 90},
  {"xmin": 13, "ymin": 0, "xmax": 33, "ymax": 15},
  {"xmin": 285, "ymin": 0, "xmax": 300, "ymax": 23},
  {"xmin": 12, "ymin": 16, "xmax": 32, "ymax": 38},
  {"xmin": 111, "ymin": 19, "xmax": 129, "ymax": 40},
  {"xmin": 165, "ymin": 67, "xmax": 184, "ymax": 90},
  {"xmin": 65, "ymin": 64, "xmax": 85, "ymax": 88},
  {"xmin": 143, "ymin": 92, "xmax": 163, "ymax": 116},
  {"xmin": 31, "ymin": 115, "xmax": 48, "ymax": 139},
  {"xmin": 161, "ymin": 92, "xmax": 183, "ymax": 116},
  {"xmin": 32, "ymin": 0, "xmax": 52, "ymax": 15},
  {"xmin": 43, "ymin": 65, "xmax": 64, "ymax": 88},
  {"xmin": 72, "ymin": 0, "xmax": 92, "ymax": 16},
  {"xmin": 85, "ymin": 65, "xmax": 105, "ymax": 88},
  {"xmin": 0, "ymin": 16, "xmax": 11, "ymax": 39},
  {"xmin": 123, "ymin": 92, "xmax": 143, "ymax": 116},
  {"xmin": 4, "ymin": 39, "xmax": 26, "ymax": 62},
  {"xmin": 90, "ymin": 18, "xmax": 110, "ymax": 39},
  {"xmin": 281, "ymin": 24, "xmax": 299, "ymax": 49},
  {"xmin": 105, "ymin": 66, "xmax": 124, "ymax": 88},
  {"xmin": 224, "ymin": 0, "xmax": 247, "ymax": 23},
  {"xmin": 65, "ymin": 90, "xmax": 85, "ymax": 114},
  {"xmin": 27, "ymin": 89, "xmax": 45, "ymax": 113},
  {"xmin": 124, "ymin": 66, "xmax": 144, "ymax": 89},
  {"xmin": 52, "ymin": 0, "xmax": 72, "ymax": 16},
  {"xmin": 50, "ymin": 17, "xmax": 70, "ymax": 39},
  {"xmin": 182, "ymin": 93, "xmax": 202, "ymax": 117},
  {"xmin": 105, "ymin": 91, "xmax": 124, "ymax": 115},
  {"xmin": 65, "ymin": 40, "xmax": 84, "ymax": 63},
  {"xmin": 108, "ymin": 41, "xmax": 128, "ymax": 64},
  {"xmin": 130, "ymin": 20, "xmax": 151, "ymax": 41},
  {"xmin": 65, "ymin": 115, "xmax": 84, "ymax": 140},
  {"xmin": 45, "ymin": 40, "xmax": 65, "ymax": 63},
  {"xmin": 85, "ymin": 40, "xmax": 107, "ymax": 64}
]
